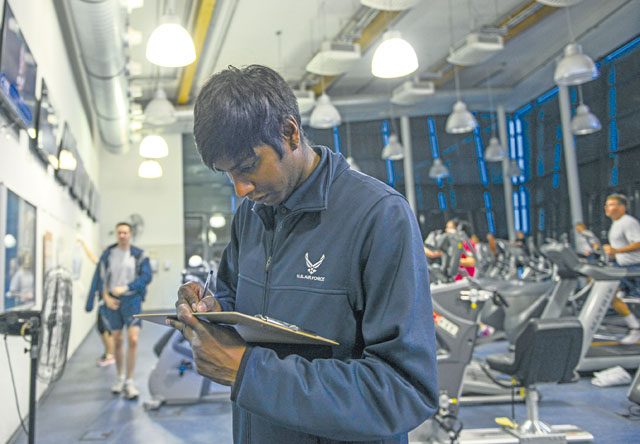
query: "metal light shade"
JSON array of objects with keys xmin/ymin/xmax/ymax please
[
  {"xmin": 371, "ymin": 31, "xmax": 419, "ymax": 79},
  {"xmin": 429, "ymin": 158, "xmax": 450, "ymax": 179},
  {"xmin": 554, "ymin": 43, "xmax": 598, "ymax": 86},
  {"xmin": 209, "ymin": 213, "xmax": 226, "ymax": 228},
  {"xmin": 139, "ymin": 134, "xmax": 169, "ymax": 158},
  {"xmin": 146, "ymin": 15, "xmax": 196, "ymax": 67},
  {"xmin": 381, "ymin": 133, "xmax": 404, "ymax": 160},
  {"xmin": 446, "ymin": 100, "xmax": 477, "ymax": 134},
  {"xmin": 346, "ymin": 156, "xmax": 361, "ymax": 172},
  {"xmin": 507, "ymin": 159, "xmax": 522, "ymax": 177},
  {"xmin": 484, "ymin": 137, "xmax": 507, "ymax": 162},
  {"xmin": 309, "ymin": 93, "xmax": 341, "ymax": 129},
  {"xmin": 571, "ymin": 103, "xmax": 601, "ymax": 135},
  {"xmin": 144, "ymin": 88, "xmax": 176, "ymax": 125},
  {"xmin": 138, "ymin": 159, "xmax": 163, "ymax": 178}
]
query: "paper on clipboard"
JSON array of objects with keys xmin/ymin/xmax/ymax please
[{"xmin": 134, "ymin": 311, "xmax": 339, "ymax": 346}]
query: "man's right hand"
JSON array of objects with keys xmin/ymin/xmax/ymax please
[
  {"xmin": 104, "ymin": 293, "xmax": 120, "ymax": 310},
  {"xmin": 176, "ymin": 281, "xmax": 221, "ymax": 315}
]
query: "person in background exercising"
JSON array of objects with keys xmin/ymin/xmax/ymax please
[
  {"xmin": 603, "ymin": 194, "xmax": 640, "ymax": 344},
  {"xmin": 575, "ymin": 222, "xmax": 601, "ymax": 263}
]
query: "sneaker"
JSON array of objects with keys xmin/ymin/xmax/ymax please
[
  {"xmin": 620, "ymin": 329, "xmax": 640, "ymax": 345},
  {"xmin": 123, "ymin": 380, "xmax": 139, "ymax": 400},
  {"xmin": 96, "ymin": 354, "xmax": 115, "ymax": 367},
  {"xmin": 111, "ymin": 376, "xmax": 125, "ymax": 395}
]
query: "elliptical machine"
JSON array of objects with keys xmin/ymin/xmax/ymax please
[{"xmin": 144, "ymin": 260, "xmax": 230, "ymax": 410}]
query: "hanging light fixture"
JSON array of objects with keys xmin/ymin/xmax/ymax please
[
  {"xmin": 381, "ymin": 133, "xmax": 404, "ymax": 160},
  {"xmin": 483, "ymin": 69, "xmax": 507, "ymax": 161},
  {"xmin": 346, "ymin": 157, "xmax": 361, "ymax": 172},
  {"xmin": 371, "ymin": 31, "xmax": 419, "ymax": 79},
  {"xmin": 209, "ymin": 213, "xmax": 226, "ymax": 228},
  {"xmin": 138, "ymin": 159, "xmax": 163, "ymax": 178},
  {"xmin": 429, "ymin": 158, "xmax": 450, "ymax": 179},
  {"xmin": 506, "ymin": 159, "xmax": 522, "ymax": 177},
  {"xmin": 553, "ymin": 8, "xmax": 598, "ymax": 86},
  {"xmin": 146, "ymin": 0, "xmax": 196, "ymax": 68},
  {"xmin": 309, "ymin": 93, "xmax": 341, "ymax": 129},
  {"xmin": 144, "ymin": 87, "xmax": 176, "ymax": 125},
  {"xmin": 58, "ymin": 149, "xmax": 77, "ymax": 171},
  {"xmin": 139, "ymin": 134, "xmax": 169, "ymax": 159},
  {"xmin": 571, "ymin": 85, "xmax": 601, "ymax": 135},
  {"xmin": 445, "ymin": 1, "xmax": 477, "ymax": 134}
]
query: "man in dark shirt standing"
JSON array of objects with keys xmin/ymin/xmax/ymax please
[{"xmin": 168, "ymin": 65, "xmax": 437, "ymax": 443}]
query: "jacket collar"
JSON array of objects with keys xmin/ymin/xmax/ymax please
[{"xmin": 252, "ymin": 146, "xmax": 349, "ymax": 222}]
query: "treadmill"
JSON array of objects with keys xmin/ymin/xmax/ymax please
[{"xmin": 542, "ymin": 242, "xmax": 640, "ymax": 372}]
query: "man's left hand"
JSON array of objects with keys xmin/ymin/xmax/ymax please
[
  {"xmin": 111, "ymin": 286, "xmax": 128, "ymax": 296},
  {"xmin": 166, "ymin": 307, "xmax": 246, "ymax": 386},
  {"xmin": 603, "ymin": 244, "xmax": 616, "ymax": 257}
]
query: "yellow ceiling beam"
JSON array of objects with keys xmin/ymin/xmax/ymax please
[{"xmin": 177, "ymin": 0, "xmax": 217, "ymax": 105}]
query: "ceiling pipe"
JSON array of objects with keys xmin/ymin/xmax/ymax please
[{"xmin": 67, "ymin": 0, "xmax": 130, "ymax": 154}]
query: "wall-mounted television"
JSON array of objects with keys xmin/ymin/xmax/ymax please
[
  {"xmin": 55, "ymin": 123, "xmax": 78, "ymax": 188},
  {"xmin": 31, "ymin": 80, "xmax": 60, "ymax": 168},
  {"xmin": 0, "ymin": 3, "xmax": 37, "ymax": 133}
]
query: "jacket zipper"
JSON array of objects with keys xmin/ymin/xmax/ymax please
[{"xmin": 261, "ymin": 226, "xmax": 276, "ymax": 315}]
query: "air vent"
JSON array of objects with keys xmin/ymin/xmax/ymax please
[
  {"xmin": 294, "ymin": 90, "xmax": 316, "ymax": 114},
  {"xmin": 446, "ymin": 32, "xmax": 504, "ymax": 66},
  {"xmin": 306, "ymin": 41, "xmax": 362, "ymax": 76},
  {"xmin": 391, "ymin": 80, "xmax": 435, "ymax": 105}
]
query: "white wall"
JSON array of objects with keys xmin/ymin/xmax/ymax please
[
  {"xmin": 0, "ymin": 0, "xmax": 100, "ymax": 442},
  {"xmin": 99, "ymin": 132, "xmax": 185, "ymax": 310}
]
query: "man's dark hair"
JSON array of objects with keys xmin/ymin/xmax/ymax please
[
  {"xmin": 606, "ymin": 193, "xmax": 628, "ymax": 207},
  {"xmin": 193, "ymin": 65, "xmax": 302, "ymax": 170},
  {"xmin": 116, "ymin": 222, "xmax": 132, "ymax": 231}
]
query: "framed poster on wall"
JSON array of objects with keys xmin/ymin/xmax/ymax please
[{"xmin": 0, "ymin": 184, "xmax": 37, "ymax": 312}]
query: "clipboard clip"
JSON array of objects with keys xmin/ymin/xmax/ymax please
[{"xmin": 255, "ymin": 314, "xmax": 300, "ymax": 331}]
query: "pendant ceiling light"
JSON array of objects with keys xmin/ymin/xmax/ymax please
[
  {"xmin": 381, "ymin": 133, "xmax": 404, "ymax": 160},
  {"xmin": 139, "ymin": 134, "xmax": 169, "ymax": 159},
  {"xmin": 506, "ymin": 159, "xmax": 522, "ymax": 178},
  {"xmin": 209, "ymin": 213, "xmax": 226, "ymax": 228},
  {"xmin": 146, "ymin": 1, "xmax": 196, "ymax": 68},
  {"xmin": 144, "ymin": 87, "xmax": 176, "ymax": 125},
  {"xmin": 571, "ymin": 85, "xmax": 601, "ymax": 135},
  {"xmin": 429, "ymin": 158, "xmax": 450, "ymax": 179},
  {"xmin": 361, "ymin": 0, "xmax": 421, "ymax": 10},
  {"xmin": 483, "ymin": 70, "xmax": 506, "ymax": 162},
  {"xmin": 346, "ymin": 157, "xmax": 361, "ymax": 172},
  {"xmin": 138, "ymin": 159, "xmax": 163, "ymax": 179},
  {"xmin": 58, "ymin": 149, "xmax": 77, "ymax": 171},
  {"xmin": 484, "ymin": 136, "xmax": 507, "ymax": 162},
  {"xmin": 309, "ymin": 93, "xmax": 341, "ymax": 129},
  {"xmin": 371, "ymin": 31, "xmax": 419, "ymax": 79},
  {"xmin": 553, "ymin": 8, "xmax": 597, "ymax": 86}
]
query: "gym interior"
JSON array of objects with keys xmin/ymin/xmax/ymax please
[{"xmin": 1, "ymin": 0, "xmax": 640, "ymax": 443}]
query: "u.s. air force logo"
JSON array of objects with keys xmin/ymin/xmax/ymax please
[{"xmin": 297, "ymin": 252, "xmax": 326, "ymax": 282}]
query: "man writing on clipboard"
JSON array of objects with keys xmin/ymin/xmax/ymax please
[{"xmin": 167, "ymin": 65, "xmax": 438, "ymax": 443}]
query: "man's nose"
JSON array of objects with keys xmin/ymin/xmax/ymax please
[{"xmin": 232, "ymin": 176, "xmax": 255, "ymax": 198}]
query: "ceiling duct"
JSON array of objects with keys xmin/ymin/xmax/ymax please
[
  {"xmin": 306, "ymin": 41, "xmax": 362, "ymax": 76},
  {"xmin": 67, "ymin": 0, "xmax": 129, "ymax": 154},
  {"xmin": 446, "ymin": 32, "xmax": 504, "ymax": 66},
  {"xmin": 391, "ymin": 80, "xmax": 435, "ymax": 105}
]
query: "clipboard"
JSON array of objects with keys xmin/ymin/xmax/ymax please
[{"xmin": 134, "ymin": 311, "xmax": 339, "ymax": 346}]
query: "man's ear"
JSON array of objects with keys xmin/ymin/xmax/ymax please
[{"xmin": 284, "ymin": 117, "xmax": 300, "ymax": 150}]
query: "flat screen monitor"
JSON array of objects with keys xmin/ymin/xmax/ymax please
[
  {"xmin": 31, "ymin": 80, "xmax": 60, "ymax": 168},
  {"xmin": 55, "ymin": 123, "xmax": 77, "ymax": 188},
  {"xmin": 0, "ymin": 3, "xmax": 37, "ymax": 132}
]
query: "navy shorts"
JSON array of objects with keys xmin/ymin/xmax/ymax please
[{"xmin": 100, "ymin": 295, "xmax": 143, "ymax": 331}]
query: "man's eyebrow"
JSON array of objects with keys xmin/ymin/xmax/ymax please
[{"xmin": 212, "ymin": 158, "xmax": 255, "ymax": 173}]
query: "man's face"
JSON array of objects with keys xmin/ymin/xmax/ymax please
[
  {"xmin": 214, "ymin": 142, "xmax": 301, "ymax": 206},
  {"xmin": 116, "ymin": 225, "xmax": 132, "ymax": 246},
  {"xmin": 604, "ymin": 198, "xmax": 625, "ymax": 219}
]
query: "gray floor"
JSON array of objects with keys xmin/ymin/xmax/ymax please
[{"xmin": 8, "ymin": 323, "xmax": 640, "ymax": 443}]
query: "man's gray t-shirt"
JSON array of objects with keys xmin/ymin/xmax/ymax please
[
  {"xmin": 608, "ymin": 214, "xmax": 640, "ymax": 266},
  {"xmin": 108, "ymin": 247, "xmax": 135, "ymax": 294}
]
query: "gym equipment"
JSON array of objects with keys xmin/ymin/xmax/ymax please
[
  {"xmin": 459, "ymin": 318, "xmax": 593, "ymax": 443},
  {"xmin": 143, "ymin": 263, "xmax": 229, "ymax": 410},
  {"xmin": 0, "ymin": 267, "xmax": 73, "ymax": 444},
  {"xmin": 541, "ymin": 242, "xmax": 640, "ymax": 372}
]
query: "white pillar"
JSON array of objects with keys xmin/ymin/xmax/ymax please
[
  {"xmin": 497, "ymin": 105, "xmax": 516, "ymax": 242},
  {"xmin": 400, "ymin": 116, "xmax": 416, "ymax": 214},
  {"xmin": 558, "ymin": 85, "xmax": 584, "ymax": 229}
]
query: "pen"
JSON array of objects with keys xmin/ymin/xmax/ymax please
[{"xmin": 202, "ymin": 270, "xmax": 214, "ymax": 301}]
